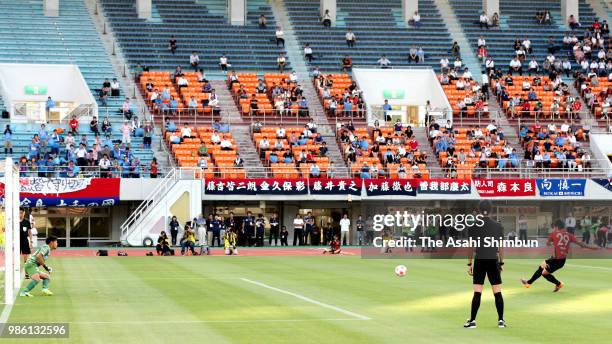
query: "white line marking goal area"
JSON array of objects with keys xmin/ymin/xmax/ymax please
[{"xmin": 240, "ymin": 278, "xmax": 372, "ymax": 321}]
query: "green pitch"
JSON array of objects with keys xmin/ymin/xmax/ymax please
[{"xmin": 3, "ymin": 256, "xmax": 612, "ymax": 344}]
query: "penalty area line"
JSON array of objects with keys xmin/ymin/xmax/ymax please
[
  {"xmin": 71, "ymin": 318, "xmax": 363, "ymax": 325},
  {"xmin": 240, "ymin": 277, "xmax": 371, "ymax": 320}
]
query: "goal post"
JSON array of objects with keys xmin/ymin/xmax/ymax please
[{"xmin": 2, "ymin": 157, "xmax": 20, "ymax": 305}]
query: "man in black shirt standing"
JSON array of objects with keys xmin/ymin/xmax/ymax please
[
  {"xmin": 20, "ymin": 209, "xmax": 33, "ymax": 262},
  {"xmin": 242, "ymin": 211, "xmax": 255, "ymax": 247},
  {"xmin": 464, "ymin": 201, "xmax": 506, "ymax": 329},
  {"xmin": 269, "ymin": 213, "xmax": 280, "ymax": 246}
]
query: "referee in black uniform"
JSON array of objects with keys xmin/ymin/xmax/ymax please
[{"xmin": 464, "ymin": 201, "xmax": 506, "ymax": 329}]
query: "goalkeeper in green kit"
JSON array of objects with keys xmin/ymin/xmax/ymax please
[{"xmin": 20, "ymin": 236, "xmax": 58, "ymax": 297}]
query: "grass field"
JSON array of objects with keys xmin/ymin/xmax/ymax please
[{"xmin": 2, "ymin": 255, "xmax": 612, "ymax": 344}]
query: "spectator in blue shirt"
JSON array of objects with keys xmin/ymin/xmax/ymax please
[
  {"xmin": 359, "ymin": 137, "xmax": 369, "ymax": 151},
  {"xmin": 360, "ymin": 163, "xmax": 371, "ymax": 179},
  {"xmin": 310, "ymin": 164, "xmax": 321, "ymax": 178},
  {"xmin": 45, "ymin": 97, "xmax": 55, "ymax": 116},
  {"xmin": 382, "ymin": 99, "xmax": 392, "ymax": 121},
  {"xmin": 28, "ymin": 139, "xmax": 40, "ymax": 159},
  {"xmin": 269, "ymin": 151, "xmax": 279, "ymax": 164},
  {"xmin": 3, "ymin": 125, "xmax": 12, "ymax": 154}
]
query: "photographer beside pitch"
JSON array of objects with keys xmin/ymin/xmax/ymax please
[
  {"xmin": 20, "ymin": 236, "xmax": 58, "ymax": 297},
  {"xmin": 464, "ymin": 201, "xmax": 506, "ymax": 329}
]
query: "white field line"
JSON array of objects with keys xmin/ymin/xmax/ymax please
[
  {"xmin": 71, "ymin": 318, "xmax": 363, "ymax": 325},
  {"xmin": 566, "ymin": 264, "xmax": 612, "ymax": 271},
  {"xmin": 240, "ymin": 278, "xmax": 371, "ymax": 320}
]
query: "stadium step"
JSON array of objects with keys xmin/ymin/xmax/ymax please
[
  {"xmin": 414, "ymin": 127, "xmax": 444, "ymax": 178},
  {"xmin": 432, "ymin": 0, "xmax": 482, "ymax": 74},
  {"xmin": 232, "ymin": 125, "xmax": 267, "ymax": 178},
  {"xmin": 586, "ymin": 0, "xmax": 610, "ymax": 21},
  {"xmin": 209, "ymin": 80, "xmax": 246, "ymax": 125}
]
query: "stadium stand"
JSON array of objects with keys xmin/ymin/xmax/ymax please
[
  {"xmin": 253, "ymin": 126, "xmax": 330, "ymax": 178},
  {"xmin": 0, "ymin": 0, "xmax": 124, "ymax": 110},
  {"xmin": 100, "ymin": 0, "xmax": 290, "ymax": 72},
  {"xmin": 139, "ymin": 70, "xmax": 221, "ymax": 124},
  {"xmin": 165, "ymin": 126, "xmax": 245, "ymax": 178},
  {"xmin": 439, "ymin": 74, "xmax": 490, "ymax": 118},
  {"xmin": 314, "ymin": 73, "xmax": 366, "ymax": 125},
  {"xmin": 229, "ymin": 72, "xmax": 312, "ymax": 124},
  {"xmin": 519, "ymin": 122, "xmax": 591, "ymax": 170},
  {"xmin": 576, "ymin": 75, "xmax": 611, "ymax": 123},
  {"xmin": 284, "ymin": 0, "xmax": 453, "ymax": 71},
  {"xmin": 431, "ymin": 125, "xmax": 517, "ymax": 179},
  {"xmin": 337, "ymin": 123, "xmax": 431, "ymax": 179},
  {"xmin": 448, "ymin": 0, "xmax": 604, "ymax": 70}
]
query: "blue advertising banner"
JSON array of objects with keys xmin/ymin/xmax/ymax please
[
  {"xmin": 592, "ymin": 178, "xmax": 612, "ymax": 192},
  {"xmin": 536, "ymin": 179, "xmax": 586, "ymax": 196}
]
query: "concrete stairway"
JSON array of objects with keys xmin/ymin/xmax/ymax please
[
  {"xmin": 413, "ymin": 127, "xmax": 444, "ymax": 177},
  {"xmin": 207, "ymin": 80, "xmax": 266, "ymax": 177},
  {"xmin": 269, "ymin": 0, "xmax": 349, "ymax": 177},
  {"xmin": 433, "ymin": 0, "xmax": 482, "ymax": 74},
  {"xmin": 209, "ymin": 80, "xmax": 245, "ymax": 125},
  {"xmin": 86, "ymin": 0, "xmax": 173, "ymax": 168}
]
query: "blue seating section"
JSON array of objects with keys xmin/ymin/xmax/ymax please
[
  {"xmin": 1, "ymin": 122, "xmax": 156, "ymax": 168},
  {"xmin": 100, "ymin": 0, "xmax": 290, "ymax": 72},
  {"xmin": 448, "ymin": 0, "xmax": 604, "ymax": 70},
  {"xmin": 284, "ymin": 0, "xmax": 453, "ymax": 72},
  {"xmin": 0, "ymin": 0, "xmax": 123, "ymax": 110}
]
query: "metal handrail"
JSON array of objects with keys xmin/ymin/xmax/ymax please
[{"xmin": 119, "ymin": 168, "xmax": 177, "ymax": 242}]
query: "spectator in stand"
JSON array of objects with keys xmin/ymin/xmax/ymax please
[
  {"xmin": 122, "ymin": 97, "xmax": 133, "ymax": 120},
  {"xmin": 408, "ymin": 11, "xmax": 421, "ymax": 27},
  {"xmin": 451, "ymin": 41, "xmax": 460, "ymax": 58},
  {"xmin": 219, "ymin": 54, "xmax": 229, "ymax": 73},
  {"xmin": 121, "ymin": 121, "xmax": 132, "ymax": 145},
  {"xmin": 528, "ymin": 58, "xmax": 539, "ymax": 75},
  {"xmin": 45, "ymin": 96, "xmax": 55, "ymax": 118},
  {"xmin": 69, "ymin": 115, "xmax": 79, "ymax": 135},
  {"xmin": 304, "ymin": 44, "xmax": 314, "ymax": 62},
  {"xmin": 189, "ymin": 51, "xmax": 200, "ymax": 71},
  {"xmin": 479, "ymin": 12, "xmax": 489, "ymax": 29},
  {"xmin": 490, "ymin": 12, "xmax": 499, "ymax": 27},
  {"xmin": 346, "ymin": 29, "xmax": 356, "ymax": 47},
  {"xmin": 377, "ymin": 55, "xmax": 391, "ymax": 69},
  {"xmin": 342, "ymin": 55, "xmax": 353, "ymax": 72},
  {"xmin": 275, "ymin": 27, "xmax": 284, "ymax": 47},
  {"xmin": 110, "ymin": 78, "xmax": 120, "ymax": 96},
  {"xmin": 509, "ymin": 57, "xmax": 522, "ymax": 75},
  {"xmin": 568, "ymin": 15, "xmax": 580, "ymax": 30},
  {"xmin": 3, "ymin": 125, "xmax": 12, "ymax": 155},
  {"xmin": 408, "ymin": 46, "xmax": 418, "ymax": 64},
  {"xmin": 322, "ymin": 9, "xmax": 332, "ymax": 27},
  {"xmin": 277, "ymin": 53, "xmax": 286, "ymax": 72},
  {"xmin": 258, "ymin": 14, "xmax": 266, "ymax": 28},
  {"xmin": 169, "ymin": 35, "xmax": 177, "ymax": 54}
]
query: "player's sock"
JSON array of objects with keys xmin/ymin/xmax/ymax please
[
  {"xmin": 543, "ymin": 273, "xmax": 561, "ymax": 286},
  {"xmin": 527, "ymin": 267, "xmax": 543, "ymax": 284},
  {"xmin": 23, "ymin": 279, "xmax": 39, "ymax": 293},
  {"xmin": 42, "ymin": 278, "xmax": 50, "ymax": 289},
  {"xmin": 494, "ymin": 292, "xmax": 504, "ymax": 321},
  {"xmin": 470, "ymin": 291, "xmax": 481, "ymax": 321}
]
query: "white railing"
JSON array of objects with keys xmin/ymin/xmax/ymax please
[{"xmin": 119, "ymin": 168, "xmax": 178, "ymax": 245}]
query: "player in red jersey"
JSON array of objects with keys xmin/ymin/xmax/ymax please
[
  {"xmin": 323, "ymin": 235, "xmax": 342, "ymax": 254},
  {"xmin": 521, "ymin": 219, "xmax": 598, "ymax": 292}
]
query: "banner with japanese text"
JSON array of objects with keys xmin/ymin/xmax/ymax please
[
  {"xmin": 592, "ymin": 179, "xmax": 612, "ymax": 192},
  {"xmin": 536, "ymin": 179, "xmax": 586, "ymax": 196},
  {"xmin": 365, "ymin": 179, "xmax": 418, "ymax": 196},
  {"xmin": 204, "ymin": 178, "xmax": 309, "ymax": 195},
  {"xmin": 416, "ymin": 179, "xmax": 471, "ymax": 194},
  {"xmin": 474, "ymin": 179, "xmax": 536, "ymax": 197},
  {"xmin": 308, "ymin": 178, "xmax": 362, "ymax": 195},
  {"xmin": 0, "ymin": 178, "xmax": 120, "ymax": 207}
]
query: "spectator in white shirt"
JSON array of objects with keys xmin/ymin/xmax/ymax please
[
  {"xmin": 478, "ymin": 36, "xmax": 486, "ymax": 47},
  {"xmin": 509, "ymin": 57, "xmax": 522, "ymax": 75},
  {"xmin": 409, "ymin": 11, "xmax": 421, "ymax": 27},
  {"xmin": 219, "ymin": 55, "xmax": 229, "ymax": 72},
  {"xmin": 377, "ymin": 55, "xmax": 391, "ymax": 68},
  {"xmin": 110, "ymin": 79, "xmax": 120, "ymax": 96},
  {"xmin": 277, "ymin": 53, "xmax": 286, "ymax": 72},
  {"xmin": 339, "ymin": 214, "xmax": 351, "ymax": 245},
  {"xmin": 462, "ymin": 68, "xmax": 473, "ymax": 80},
  {"xmin": 189, "ymin": 51, "xmax": 199, "ymax": 71},
  {"xmin": 440, "ymin": 57, "xmax": 449, "ymax": 73},
  {"xmin": 479, "ymin": 12, "xmax": 489, "ymax": 29},
  {"xmin": 220, "ymin": 137, "xmax": 233, "ymax": 150},
  {"xmin": 346, "ymin": 29, "xmax": 356, "ymax": 47},
  {"xmin": 177, "ymin": 76, "xmax": 188, "ymax": 88},
  {"xmin": 453, "ymin": 58, "xmax": 462, "ymax": 70},
  {"xmin": 276, "ymin": 127, "xmax": 286, "ymax": 138},
  {"xmin": 181, "ymin": 124, "xmax": 192, "ymax": 138},
  {"xmin": 275, "ymin": 28, "xmax": 284, "ymax": 47},
  {"xmin": 211, "ymin": 131, "xmax": 221, "ymax": 144},
  {"xmin": 528, "ymin": 58, "xmax": 539, "ymax": 75},
  {"xmin": 304, "ymin": 44, "xmax": 314, "ymax": 62}
]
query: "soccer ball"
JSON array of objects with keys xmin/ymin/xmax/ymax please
[{"xmin": 395, "ymin": 265, "xmax": 407, "ymax": 277}]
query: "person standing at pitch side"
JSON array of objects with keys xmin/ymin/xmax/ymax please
[{"xmin": 464, "ymin": 201, "xmax": 506, "ymax": 329}]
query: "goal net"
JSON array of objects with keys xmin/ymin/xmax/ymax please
[{"xmin": 1, "ymin": 157, "xmax": 20, "ymax": 305}]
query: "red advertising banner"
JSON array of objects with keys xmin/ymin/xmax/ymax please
[
  {"xmin": 308, "ymin": 178, "xmax": 362, "ymax": 195},
  {"xmin": 474, "ymin": 178, "xmax": 536, "ymax": 197},
  {"xmin": 0, "ymin": 178, "xmax": 121, "ymax": 207}
]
